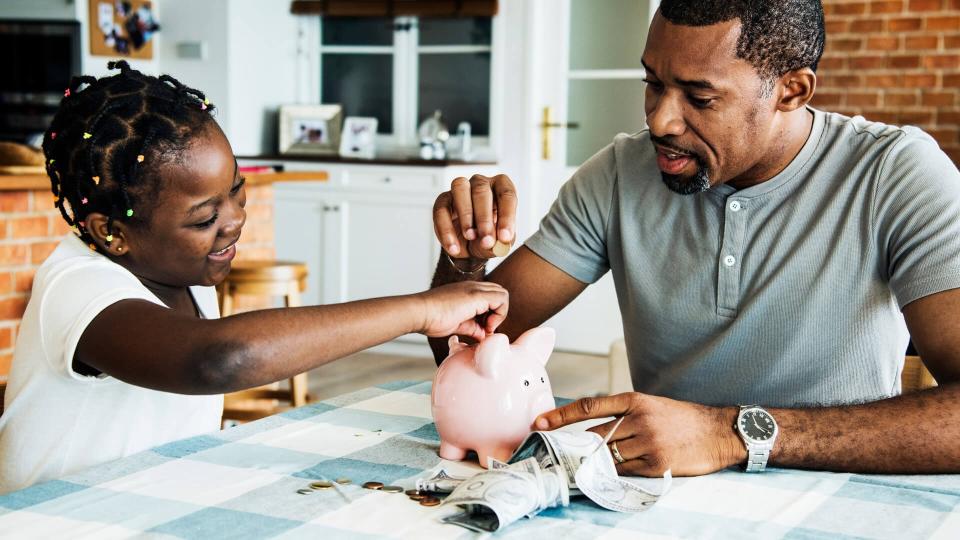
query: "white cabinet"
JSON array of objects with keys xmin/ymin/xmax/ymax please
[{"xmin": 273, "ymin": 161, "xmax": 499, "ymax": 351}]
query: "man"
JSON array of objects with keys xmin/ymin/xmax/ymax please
[{"xmin": 430, "ymin": 0, "xmax": 960, "ymax": 476}]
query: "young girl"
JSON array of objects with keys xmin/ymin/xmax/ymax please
[{"xmin": 0, "ymin": 61, "xmax": 508, "ymax": 494}]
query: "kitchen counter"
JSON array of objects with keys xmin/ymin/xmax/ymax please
[
  {"xmin": 0, "ymin": 169, "xmax": 329, "ymax": 191},
  {"xmin": 237, "ymin": 153, "xmax": 497, "ymax": 167}
]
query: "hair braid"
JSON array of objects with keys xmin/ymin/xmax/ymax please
[{"xmin": 41, "ymin": 60, "xmax": 218, "ymax": 251}]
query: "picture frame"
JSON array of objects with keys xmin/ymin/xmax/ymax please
[
  {"xmin": 88, "ymin": 0, "xmax": 158, "ymax": 59},
  {"xmin": 339, "ymin": 116, "xmax": 379, "ymax": 159},
  {"xmin": 278, "ymin": 104, "xmax": 343, "ymax": 155}
]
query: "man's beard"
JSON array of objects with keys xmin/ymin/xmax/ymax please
[{"xmin": 661, "ymin": 162, "xmax": 711, "ymax": 195}]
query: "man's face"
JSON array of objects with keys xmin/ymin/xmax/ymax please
[
  {"xmin": 123, "ymin": 124, "xmax": 247, "ymax": 288},
  {"xmin": 642, "ymin": 14, "xmax": 777, "ymax": 193}
]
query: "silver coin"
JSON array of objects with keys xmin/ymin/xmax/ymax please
[
  {"xmin": 297, "ymin": 488, "xmax": 314, "ymax": 495},
  {"xmin": 382, "ymin": 485, "xmax": 403, "ymax": 493}
]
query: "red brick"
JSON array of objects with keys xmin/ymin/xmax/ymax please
[
  {"xmin": 821, "ymin": 74, "xmax": 864, "ymax": 88},
  {"xmin": 870, "ymin": 0, "xmax": 905, "ymax": 13},
  {"xmin": 29, "ymin": 241, "xmax": 57, "ymax": 265},
  {"xmin": 908, "ymin": 0, "xmax": 944, "ymax": 11},
  {"xmin": 862, "ymin": 110, "xmax": 900, "ymax": 123},
  {"xmin": 848, "ymin": 92, "xmax": 882, "ymax": 106},
  {"xmin": 0, "ymin": 353, "xmax": 11, "ymax": 378},
  {"xmin": 905, "ymin": 35, "xmax": 940, "ymax": 50},
  {"xmin": 865, "ymin": 74, "xmax": 903, "ymax": 87},
  {"xmin": 851, "ymin": 19, "xmax": 885, "ymax": 33},
  {"xmin": 900, "ymin": 110, "xmax": 936, "ymax": 124},
  {"xmin": 0, "ymin": 297, "xmax": 27, "ymax": 320},
  {"xmin": 0, "ymin": 327, "xmax": 11, "ymax": 350},
  {"xmin": 922, "ymin": 90, "xmax": 957, "ymax": 106},
  {"xmin": 928, "ymin": 17, "xmax": 960, "ymax": 31},
  {"xmin": 889, "ymin": 55, "xmax": 922, "ymax": 68},
  {"xmin": 852, "ymin": 55, "xmax": 887, "ymax": 69},
  {"xmin": 0, "ymin": 244, "xmax": 29, "ymax": 265},
  {"xmin": 812, "ymin": 92, "xmax": 844, "ymax": 106},
  {"xmin": 952, "ymin": 0, "xmax": 960, "ymax": 8},
  {"xmin": 832, "ymin": 38, "xmax": 865, "ymax": 52},
  {"xmin": 818, "ymin": 56, "xmax": 847, "ymax": 70},
  {"xmin": 826, "ymin": 20, "xmax": 851, "ymax": 34},
  {"xmin": 14, "ymin": 270, "xmax": 34, "ymax": 293},
  {"xmin": 889, "ymin": 17, "xmax": 924, "ymax": 31},
  {"xmin": 904, "ymin": 73, "xmax": 939, "ymax": 87},
  {"xmin": 10, "ymin": 216, "xmax": 49, "ymax": 239},
  {"xmin": 945, "ymin": 35, "xmax": 960, "ymax": 49},
  {"xmin": 0, "ymin": 273, "xmax": 10, "ymax": 297},
  {"xmin": 835, "ymin": 2, "xmax": 868, "ymax": 15},
  {"xmin": 923, "ymin": 54, "xmax": 960, "ymax": 68},
  {"xmin": 927, "ymin": 128, "xmax": 959, "ymax": 146},
  {"xmin": 49, "ymin": 217, "xmax": 70, "ymax": 236},
  {"xmin": 939, "ymin": 110, "xmax": 960, "ymax": 124},
  {"xmin": 946, "ymin": 146, "xmax": 960, "ymax": 165},
  {"xmin": 0, "ymin": 192, "xmax": 29, "ymax": 213},
  {"xmin": 867, "ymin": 36, "xmax": 901, "ymax": 50},
  {"xmin": 944, "ymin": 73, "xmax": 960, "ymax": 88},
  {"xmin": 885, "ymin": 91, "xmax": 919, "ymax": 106}
]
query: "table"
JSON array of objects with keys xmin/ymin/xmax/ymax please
[{"xmin": 1, "ymin": 380, "xmax": 958, "ymax": 538}]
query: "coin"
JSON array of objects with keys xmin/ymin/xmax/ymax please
[
  {"xmin": 492, "ymin": 240, "xmax": 511, "ymax": 257},
  {"xmin": 408, "ymin": 493, "xmax": 427, "ymax": 501},
  {"xmin": 336, "ymin": 478, "xmax": 352, "ymax": 485},
  {"xmin": 296, "ymin": 488, "xmax": 313, "ymax": 495},
  {"xmin": 362, "ymin": 481, "xmax": 384, "ymax": 490},
  {"xmin": 419, "ymin": 496, "xmax": 441, "ymax": 507},
  {"xmin": 310, "ymin": 480, "xmax": 333, "ymax": 490},
  {"xmin": 382, "ymin": 485, "xmax": 403, "ymax": 493},
  {"xmin": 405, "ymin": 489, "xmax": 422, "ymax": 497}
]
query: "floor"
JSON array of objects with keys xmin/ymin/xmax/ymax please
[{"xmin": 306, "ymin": 349, "xmax": 613, "ymax": 402}]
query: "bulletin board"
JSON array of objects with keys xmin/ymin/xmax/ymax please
[{"xmin": 88, "ymin": 1, "xmax": 160, "ymax": 59}]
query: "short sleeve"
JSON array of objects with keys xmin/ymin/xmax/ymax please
[
  {"xmin": 37, "ymin": 258, "xmax": 157, "ymax": 381},
  {"xmin": 524, "ymin": 142, "xmax": 618, "ymax": 284},
  {"xmin": 874, "ymin": 129, "xmax": 960, "ymax": 308}
]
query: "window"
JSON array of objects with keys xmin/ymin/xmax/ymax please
[{"xmin": 319, "ymin": 16, "xmax": 493, "ymax": 148}]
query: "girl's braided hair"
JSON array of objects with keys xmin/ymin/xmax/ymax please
[{"xmin": 42, "ymin": 60, "xmax": 216, "ymax": 250}]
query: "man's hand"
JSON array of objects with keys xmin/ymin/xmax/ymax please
[
  {"xmin": 415, "ymin": 281, "xmax": 509, "ymax": 341},
  {"xmin": 535, "ymin": 392, "xmax": 744, "ymax": 477},
  {"xmin": 433, "ymin": 174, "xmax": 518, "ymax": 259}
]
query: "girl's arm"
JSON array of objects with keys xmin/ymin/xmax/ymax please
[{"xmin": 74, "ymin": 281, "xmax": 508, "ymax": 394}]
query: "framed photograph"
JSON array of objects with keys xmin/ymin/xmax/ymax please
[
  {"xmin": 278, "ymin": 104, "xmax": 343, "ymax": 155},
  {"xmin": 339, "ymin": 116, "xmax": 379, "ymax": 159}
]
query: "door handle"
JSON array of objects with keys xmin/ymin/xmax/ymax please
[{"xmin": 538, "ymin": 106, "xmax": 580, "ymax": 160}]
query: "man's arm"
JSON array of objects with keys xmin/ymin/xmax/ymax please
[{"xmin": 536, "ymin": 287, "xmax": 960, "ymax": 476}]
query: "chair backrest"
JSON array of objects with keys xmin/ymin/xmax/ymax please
[{"xmin": 902, "ymin": 355, "xmax": 937, "ymax": 393}]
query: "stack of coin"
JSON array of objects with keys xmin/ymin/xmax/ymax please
[
  {"xmin": 405, "ymin": 489, "xmax": 441, "ymax": 506},
  {"xmin": 362, "ymin": 481, "xmax": 384, "ymax": 490}
]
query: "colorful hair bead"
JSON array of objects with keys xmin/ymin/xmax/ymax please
[
  {"xmin": 48, "ymin": 158, "xmax": 55, "ymax": 165},
  {"xmin": 81, "ymin": 197, "xmax": 88, "ymax": 204},
  {"xmin": 92, "ymin": 176, "xmax": 100, "ymax": 185},
  {"xmin": 50, "ymin": 132, "xmax": 57, "ymax": 140},
  {"xmin": 88, "ymin": 243, "xmax": 97, "ymax": 251},
  {"xmin": 105, "ymin": 234, "xmax": 114, "ymax": 242},
  {"xmin": 83, "ymin": 132, "xmax": 92, "ymax": 139},
  {"xmin": 136, "ymin": 154, "xmax": 144, "ymax": 163},
  {"xmin": 126, "ymin": 209, "xmax": 134, "ymax": 217},
  {"xmin": 64, "ymin": 88, "xmax": 71, "ymax": 97}
]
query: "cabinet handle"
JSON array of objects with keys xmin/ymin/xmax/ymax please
[
  {"xmin": 322, "ymin": 205, "xmax": 330, "ymax": 212},
  {"xmin": 333, "ymin": 205, "xmax": 341, "ymax": 211},
  {"xmin": 383, "ymin": 177, "xmax": 392, "ymax": 183}
]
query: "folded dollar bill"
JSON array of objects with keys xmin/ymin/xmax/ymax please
[{"xmin": 438, "ymin": 429, "xmax": 672, "ymax": 532}]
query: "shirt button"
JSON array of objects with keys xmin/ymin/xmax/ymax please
[
  {"xmin": 723, "ymin": 255, "xmax": 736, "ymax": 267},
  {"xmin": 729, "ymin": 200, "xmax": 742, "ymax": 212}
]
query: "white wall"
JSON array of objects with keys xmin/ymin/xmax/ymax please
[{"xmin": 1, "ymin": 0, "xmax": 75, "ymax": 20}]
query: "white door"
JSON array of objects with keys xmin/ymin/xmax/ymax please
[
  {"xmin": 275, "ymin": 191, "xmax": 343, "ymax": 306},
  {"xmin": 524, "ymin": 0, "xmax": 657, "ymax": 354}
]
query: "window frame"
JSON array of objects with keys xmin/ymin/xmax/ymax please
[{"xmin": 307, "ymin": 15, "xmax": 498, "ymax": 155}]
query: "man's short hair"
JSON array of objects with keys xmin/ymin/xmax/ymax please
[{"xmin": 659, "ymin": 0, "xmax": 825, "ymax": 85}]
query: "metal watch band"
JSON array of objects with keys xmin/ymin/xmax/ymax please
[{"xmin": 745, "ymin": 443, "xmax": 772, "ymax": 472}]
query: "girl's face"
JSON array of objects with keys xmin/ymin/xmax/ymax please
[{"xmin": 121, "ymin": 124, "xmax": 247, "ymax": 288}]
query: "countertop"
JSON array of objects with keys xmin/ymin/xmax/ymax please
[{"xmin": 237, "ymin": 153, "xmax": 497, "ymax": 167}]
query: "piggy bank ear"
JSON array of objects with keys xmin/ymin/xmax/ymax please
[
  {"xmin": 447, "ymin": 335, "xmax": 468, "ymax": 355},
  {"xmin": 512, "ymin": 327, "xmax": 556, "ymax": 366},
  {"xmin": 475, "ymin": 334, "xmax": 510, "ymax": 379}
]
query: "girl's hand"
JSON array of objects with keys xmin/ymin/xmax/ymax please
[{"xmin": 415, "ymin": 282, "xmax": 509, "ymax": 340}]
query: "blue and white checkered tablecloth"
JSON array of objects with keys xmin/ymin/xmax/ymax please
[{"xmin": 1, "ymin": 380, "xmax": 959, "ymax": 539}]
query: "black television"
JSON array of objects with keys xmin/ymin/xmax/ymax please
[{"xmin": 0, "ymin": 19, "xmax": 81, "ymax": 143}]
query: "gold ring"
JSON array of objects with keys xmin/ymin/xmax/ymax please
[{"xmin": 610, "ymin": 441, "xmax": 626, "ymax": 464}]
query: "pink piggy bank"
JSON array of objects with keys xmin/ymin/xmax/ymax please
[{"xmin": 431, "ymin": 327, "xmax": 557, "ymax": 467}]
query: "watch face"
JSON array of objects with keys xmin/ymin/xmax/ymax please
[{"xmin": 739, "ymin": 409, "xmax": 776, "ymax": 442}]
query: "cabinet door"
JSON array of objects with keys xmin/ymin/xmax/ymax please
[
  {"xmin": 275, "ymin": 196, "xmax": 327, "ymax": 306},
  {"xmin": 338, "ymin": 196, "xmax": 438, "ymax": 342}
]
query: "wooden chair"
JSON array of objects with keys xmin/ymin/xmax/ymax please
[
  {"xmin": 901, "ymin": 355, "xmax": 937, "ymax": 393},
  {"xmin": 218, "ymin": 261, "xmax": 310, "ymax": 423}
]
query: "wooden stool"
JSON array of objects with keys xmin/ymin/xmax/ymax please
[{"xmin": 219, "ymin": 261, "xmax": 309, "ymax": 422}]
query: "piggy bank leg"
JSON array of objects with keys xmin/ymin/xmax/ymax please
[
  {"xmin": 477, "ymin": 446, "xmax": 514, "ymax": 468},
  {"xmin": 439, "ymin": 440, "xmax": 468, "ymax": 461}
]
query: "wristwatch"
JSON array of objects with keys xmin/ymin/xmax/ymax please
[{"xmin": 735, "ymin": 405, "xmax": 778, "ymax": 472}]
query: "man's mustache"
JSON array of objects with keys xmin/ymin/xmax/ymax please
[{"xmin": 650, "ymin": 135, "xmax": 698, "ymax": 158}]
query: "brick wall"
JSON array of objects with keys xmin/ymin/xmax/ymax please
[
  {"xmin": 811, "ymin": 0, "xmax": 960, "ymax": 165},
  {"xmin": 0, "ymin": 184, "xmax": 275, "ymax": 380}
]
